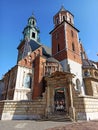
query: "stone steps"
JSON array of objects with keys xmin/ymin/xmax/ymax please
[
  {"xmin": 42, "ymin": 113, "xmax": 72, "ymax": 122},
  {"xmin": 0, "ymin": 100, "xmax": 46, "ymax": 120}
]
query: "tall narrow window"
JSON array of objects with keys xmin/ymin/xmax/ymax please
[
  {"xmin": 70, "ymin": 18, "xmax": 72, "ymax": 23},
  {"xmin": 76, "ymin": 79, "xmax": 81, "ymax": 91},
  {"xmin": 57, "ymin": 44, "xmax": 60, "ymax": 52},
  {"xmin": 38, "ymin": 49, "xmax": 40, "ymax": 56},
  {"xmin": 72, "ymin": 43, "xmax": 75, "ymax": 51},
  {"xmin": 63, "ymin": 16, "xmax": 65, "ymax": 21},
  {"xmin": 56, "ymin": 18, "xmax": 59, "ymax": 25},
  {"xmin": 63, "ymin": 15, "xmax": 66, "ymax": 21},
  {"xmin": 32, "ymin": 32, "xmax": 35, "ymax": 38},
  {"xmin": 33, "ymin": 20, "xmax": 35, "ymax": 26},
  {"xmin": 24, "ymin": 74, "xmax": 32, "ymax": 88},
  {"xmin": 48, "ymin": 66, "xmax": 51, "ymax": 75},
  {"xmin": 71, "ymin": 30, "xmax": 74, "ymax": 37},
  {"xmin": 34, "ymin": 52, "xmax": 36, "ymax": 58}
]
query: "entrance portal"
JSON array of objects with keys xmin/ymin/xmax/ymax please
[{"xmin": 54, "ymin": 88, "xmax": 66, "ymax": 112}]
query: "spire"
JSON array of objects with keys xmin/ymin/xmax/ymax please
[
  {"xmin": 30, "ymin": 12, "xmax": 36, "ymax": 20},
  {"xmin": 32, "ymin": 12, "xmax": 35, "ymax": 17},
  {"xmin": 60, "ymin": 5, "xmax": 66, "ymax": 12}
]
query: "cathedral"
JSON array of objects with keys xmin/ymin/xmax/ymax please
[{"xmin": 0, "ymin": 6, "xmax": 98, "ymax": 121}]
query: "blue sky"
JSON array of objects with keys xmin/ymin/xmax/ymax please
[{"xmin": 0, "ymin": 0, "xmax": 98, "ymax": 79}]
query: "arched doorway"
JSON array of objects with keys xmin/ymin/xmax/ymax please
[{"xmin": 54, "ymin": 87, "xmax": 66, "ymax": 113}]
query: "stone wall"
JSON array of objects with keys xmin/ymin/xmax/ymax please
[
  {"xmin": 73, "ymin": 87, "xmax": 98, "ymax": 120},
  {"xmin": 0, "ymin": 97, "xmax": 46, "ymax": 120}
]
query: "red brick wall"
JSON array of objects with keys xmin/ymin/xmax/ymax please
[
  {"xmin": 80, "ymin": 43, "xmax": 88, "ymax": 60},
  {"xmin": 53, "ymin": 50, "xmax": 67, "ymax": 61},
  {"xmin": 18, "ymin": 47, "xmax": 42, "ymax": 69},
  {"xmin": 17, "ymin": 46, "xmax": 46, "ymax": 99},
  {"xmin": 32, "ymin": 56, "xmax": 46, "ymax": 98},
  {"xmin": 66, "ymin": 24, "xmax": 82, "ymax": 64},
  {"xmin": 52, "ymin": 24, "xmax": 66, "ymax": 59},
  {"xmin": 51, "ymin": 22, "xmax": 82, "ymax": 64},
  {"xmin": 3, "ymin": 66, "xmax": 18, "ymax": 100}
]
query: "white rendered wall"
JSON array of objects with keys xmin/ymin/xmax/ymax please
[
  {"xmin": 60, "ymin": 59, "xmax": 68, "ymax": 71},
  {"xmin": 13, "ymin": 66, "xmax": 32, "ymax": 100},
  {"xmin": 60, "ymin": 59, "xmax": 85, "ymax": 95},
  {"xmin": 86, "ymin": 112, "xmax": 98, "ymax": 121}
]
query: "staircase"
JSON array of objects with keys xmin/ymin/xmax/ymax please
[{"xmin": 45, "ymin": 112, "xmax": 72, "ymax": 122}]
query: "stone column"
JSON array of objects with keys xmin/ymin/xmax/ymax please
[
  {"xmin": 45, "ymin": 85, "xmax": 51, "ymax": 117},
  {"xmin": 68, "ymin": 78, "xmax": 75, "ymax": 121}
]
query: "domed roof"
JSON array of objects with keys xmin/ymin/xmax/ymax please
[
  {"xmin": 82, "ymin": 59, "xmax": 97, "ymax": 69},
  {"xmin": 46, "ymin": 57, "xmax": 60, "ymax": 63}
]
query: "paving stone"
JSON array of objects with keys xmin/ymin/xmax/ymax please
[
  {"xmin": 46, "ymin": 121, "xmax": 98, "ymax": 130},
  {"xmin": 0, "ymin": 120, "xmax": 98, "ymax": 130}
]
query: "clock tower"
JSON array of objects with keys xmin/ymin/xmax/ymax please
[{"xmin": 50, "ymin": 6, "xmax": 84, "ymax": 94}]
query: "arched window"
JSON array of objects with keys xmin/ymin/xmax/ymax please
[
  {"xmin": 72, "ymin": 43, "xmax": 75, "ymax": 51},
  {"xmin": 63, "ymin": 16, "xmax": 65, "ymax": 21},
  {"xmin": 84, "ymin": 70, "xmax": 90, "ymax": 77},
  {"xmin": 24, "ymin": 74, "xmax": 32, "ymax": 88},
  {"xmin": 94, "ymin": 71, "xmax": 98, "ymax": 77},
  {"xmin": 48, "ymin": 66, "xmax": 51, "ymax": 75},
  {"xmin": 76, "ymin": 79, "xmax": 81, "ymax": 91}
]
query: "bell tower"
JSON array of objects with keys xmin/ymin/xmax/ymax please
[
  {"xmin": 23, "ymin": 13, "xmax": 40, "ymax": 42},
  {"xmin": 50, "ymin": 6, "xmax": 84, "ymax": 94},
  {"xmin": 17, "ymin": 13, "xmax": 41, "ymax": 61}
]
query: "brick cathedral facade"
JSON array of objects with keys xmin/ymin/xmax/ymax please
[{"xmin": 0, "ymin": 6, "xmax": 98, "ymax": 121}]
